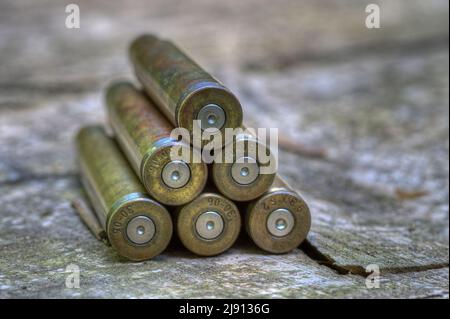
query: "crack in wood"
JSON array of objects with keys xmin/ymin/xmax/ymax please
[{"xmin": 300, "ymin": 239, "xmax": 449, "ymax": 277}]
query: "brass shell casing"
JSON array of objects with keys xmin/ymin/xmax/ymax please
[
  {"xmin": 212, "ymin": 130, "xmax": 276, "ymax": 201},
  {"xmin": 105, "ymin": 82, "xmax": 208, "ymax": 206},
  {"xmin": 175, "ymin": 192, "xmax": 241, "ymax": 256},
  {"xmin": 129, "ymin": 34, "xmax": 243, "ymax": 147},
  {"xmin": 245, "ymin": 176, "xmax": 311, "ymax": 254},
  {"xmin": 76, "ymin": 126, "xmax": 173, "ymax": 261}
]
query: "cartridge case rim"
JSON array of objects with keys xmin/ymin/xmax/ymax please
[
  {"xmin": 106, "ymin": 195, "xmax": 173, "ymax": 261},
  {"xmin": 212, "ymin": 135, "xmax": 276, "ymax": 201},
  {"xmin": 130, "ymin": 34, "xmax": 243, "ymax": 148},
  {"xmin": 177, "ymin": 193, "xmax": 241, "ymax": 256},
  {"xmin": 176, "ymin": 81, "xmax": 243, "ymax": 138},
  {"xmin": 76, "ymin": 126, "xmax": 172, "ymax": 261},
  {"xmin": 141, "ymin": 141, "xmax": 208, "ymax": 206},
  {"xmin": 246, "ymin": 190, "xmax": 311, "ymax": 254}
]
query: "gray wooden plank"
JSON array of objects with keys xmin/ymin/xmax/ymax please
[{"xmin": 238, "ymin": 49, "xmax": 449, "ymax": 270}]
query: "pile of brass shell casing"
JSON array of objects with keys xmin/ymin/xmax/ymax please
[{"xmin": 73, "ymin": 34, "xmax": 311, "ymax": 261}]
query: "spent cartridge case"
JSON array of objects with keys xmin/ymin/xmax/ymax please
[
  {"xmin": 245, "ymin": 176, "xmax": 311, "ymax": 254},
  {"xmin": 106, "ymin": 82, "xmax": 208, "ymax": 206},
  {"xmin": 76, "ymin": 126, "xmax": 173, "ymax": 261},
  {"xmin": 212, "ymin": 128, "xmax": 276, "ymax": 201},
  {"xmin": 129, "ymin": 34, "xmax": 243, "ymax": 146},
  {"xmin": 175, "ymin": 190, "xmax": 241, "ymax": 256}
]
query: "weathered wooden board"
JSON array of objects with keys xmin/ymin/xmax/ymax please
[
  {"xmin": 256, "ymin": 49, "xmax": 450, "ymax": 271},
  {"xmin": 0, "ymin": 0, "xmax": 448, "ymax": 298},
  {"xmin": 0, "ymin": 178, "xmax": 447, "ymax": 298}
]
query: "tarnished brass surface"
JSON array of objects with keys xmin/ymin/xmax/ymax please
[
  {"xmin": 176, "ymin": 192, "xmax": 241, "ymax": 256},
  {"xmin": 245, "ymin": 176, "xmax": 311, "ymax": 254},
  {"xmin": 105, "ymin": 82, "xmax": 208, "ymax": 206},
  {"xmin": 129, "ymin": 34, "xmax": 243, "ymax": 146},
  {"xmin": 71, "ymin": 198, "xmax": 108, "ymax": 243},
  {"xmin": 76, "ymin": 126, "xmax": 173, "ymax": 261},
  {"xmin": 212, "ymin": 129, "xmax": 276, "ymax": 201}
]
